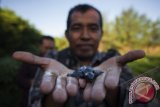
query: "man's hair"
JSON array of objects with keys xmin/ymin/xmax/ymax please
[
  {"xmin": 39, "ymin": 36, "xmax": 54, "ymax": 44},
  {"xmin": 66, "ymin": 4, "xmax": 103, "ymax": 31}
]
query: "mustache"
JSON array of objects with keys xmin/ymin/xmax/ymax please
[
  {"xmin": 76, "ymin": 42, "xmax": 94, "ymax": 46},
  {"xmin": 76, "ymin": 43, "xmax": 94, "ymax": 47}
]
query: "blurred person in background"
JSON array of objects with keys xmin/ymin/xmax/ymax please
[{"xmin": 16, "ymin": 36, "xmax": 56, "ymax": 107}]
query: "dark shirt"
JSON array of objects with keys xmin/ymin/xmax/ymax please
[
  {"xmin": 17, "ymin": 63, "xmax": 38, "ymax": 107},
  {"xmin": 29, "ymin": 48, "xmax": 147, "ymax": 107}
]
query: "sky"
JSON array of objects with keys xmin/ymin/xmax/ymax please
[{"xmin": 1, "ymin": 0, "xmax": 160, "ymax": 37}]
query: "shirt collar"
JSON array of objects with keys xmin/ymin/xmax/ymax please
[{"xmin": 66, "ymin": 48, "xmax": 104, "ymax": 67}]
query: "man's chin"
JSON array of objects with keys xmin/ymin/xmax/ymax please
[{"xmin": 76, "ymin": 52, "xmax": 94, "ymax": 61}]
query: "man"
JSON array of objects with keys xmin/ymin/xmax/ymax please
[
  {"xmin": 13, "ymin": 4, "xmax": 146, "ymax": 107},
  {"xmin": 16, "ymin": 36, "xmax": 56, "ymax": 107}
]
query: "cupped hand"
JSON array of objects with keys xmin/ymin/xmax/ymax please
[
  {"xmin": 12, "ymin": 51, "xmax": 78, "ymax": 104},
  {"xmin": 83, "ymin": 50, "xmax": 145, "ymax": 106}
]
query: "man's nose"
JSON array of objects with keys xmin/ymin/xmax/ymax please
[{"xmin": 81, "ymin": 28, "xmax": 90, "ymax": 40}]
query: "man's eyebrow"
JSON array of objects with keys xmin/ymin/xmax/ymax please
[
  {"xmin": 88, "ymin": 23, "xmax": 98, "ymax": 26},
  {"xmin": 88, "ymin": 23, "xmax": 100, "ymax": 27},
  {"xmin": 70, "ymin": 22, "xmax": 100, "ymax": 27},
  {"xmin": 71, "ymin": 23, "xmax": 82, "ymax": 26}
]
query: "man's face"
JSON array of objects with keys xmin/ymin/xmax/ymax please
[
  {"xmin": 40, "ymin": 39, "xmax": 54, "ymax": 55},
  {"xmin": 66, "ymin": 9, "xmax": 102, "ymax": 59}
]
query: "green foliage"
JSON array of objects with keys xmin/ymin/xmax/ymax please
[
  {"xmin": 100, "ymin": 8, "xmax": 160, "ymax": 51},
  {"xmin": 128, "ymin": 56, "xmax": 160, "ymax": 76},
  {"xmin": 55, "ymin": 37, "xmax": 68, "ymax": 50},
  {"xmin": 0, "ymin": 56, "xmax": 21, "ymax": 107},
  {"xmin": 128, "ymin": 56, "xmax": 160, "ymax": 90},
  {"xmin": 0, "ymin": 8, "xmax": 42, "ymax": 107},
  {"xmin": 0, "ymin": 8, "xmax": 42, "ymax": 57}
]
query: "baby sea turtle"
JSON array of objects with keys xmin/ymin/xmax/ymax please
[{"xmin": 67, "ymin": 66, "xmax": 103, "ymax": 82}]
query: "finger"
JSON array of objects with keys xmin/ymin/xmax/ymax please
[
  {"xmin": 52, "ymin": 76, "xmax": 67, "ymax": 103},
  {"xmin": 117, "ymin": 50, "xmax": 145, "ymax": 65},
  {"xmin": 12, "ymin": 51, "xmax": 50, "ymax": 65},
  {"xmin": 94, "ymin": 57, "xmax": 121, "ymax": 106},
  {"xmin": 105, "ymin": 67, "xmax": 120, "ymax": 107},
  {"xmin": 79, "ymin": 79, "xmax": 86, "ymax": 88},
  {"xmin": 40, "ymin": 69, "xmax": 56, "ymax": 94},
  {"xmin": 44, "ymin": 94, "xmax": 64, "ymax": 107},
  {"xmin": 83, "ymin": 83, "xmax": 92, "ymax": 101},
  {"xmin": 91, "ymin": 73, "xmax": 106, "ymax": 103},
  {"xmin": 105, "ymin": 67, "xmax": 121, "ymax": 90},
  {"xmin": 66, "ymin": 77, "xmax": 78, "ymax": 96}
]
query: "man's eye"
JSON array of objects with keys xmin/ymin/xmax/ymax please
[
  {"xmin": 90, "ymin": 26, "xmax": 99, "ymax": 31},
  {"xmin": 73, "ymin": 27, "xmax": 80, "ymax": 30},
  {"xmin": 71, "ymin": 26, "xmax": 81, "ymax": 31}
]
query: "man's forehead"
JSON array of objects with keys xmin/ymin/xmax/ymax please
[{"xmin": 70, "ymin": 9, "xmax": 100, "ymax": 24}]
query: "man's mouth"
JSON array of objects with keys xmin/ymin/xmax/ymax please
[{"xmin": 77, "ymin": 44, "xmax": 93, "ymax": 51}]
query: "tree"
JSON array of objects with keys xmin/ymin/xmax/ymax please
[
  {"xmin": 149, "ymin": 19, "xmax": 160, "ymax": 46},
  {"xmin": 0, "ymin": 8, "xmax": 42, "ymax": 57},
  {"xmin": 0, "ymin": 8, "xmax": 42, "ymax": 107},
  {"xmin": 101, "ymin": 8, "xmax": 160, "ymax": 53},
  {"xmin": 114, "ymin": 8, "xmax": 160, "ymax": 48}
]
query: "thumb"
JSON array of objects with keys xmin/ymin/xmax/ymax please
[
  {"xmin": 117, "ymin": 50, "xmax": 145, "ymax": 66},
  {"xmin": 12, "ymin": 51, "xmax": 50, "ymax": 65}
]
